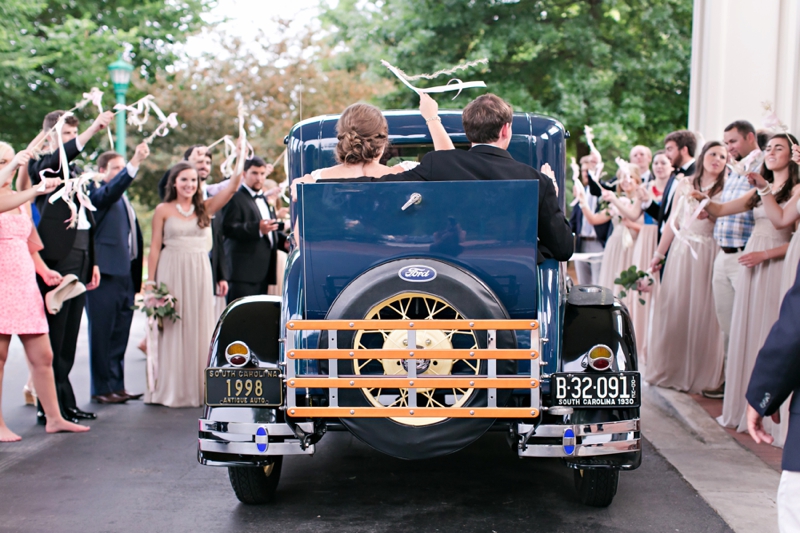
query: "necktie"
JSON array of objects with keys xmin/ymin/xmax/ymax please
[{"xmin": 121, "ymin": 193, "xmax": 138, "ymax": 260}]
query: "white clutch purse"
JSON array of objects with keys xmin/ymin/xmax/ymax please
[{"xmin": 45, "ymin": 274, "xmax": 87, "ymax": 315}]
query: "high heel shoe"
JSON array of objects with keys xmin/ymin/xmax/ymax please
[{"xmin": 23, "ymin": 385, "xmax": 37, "ymax": 406}]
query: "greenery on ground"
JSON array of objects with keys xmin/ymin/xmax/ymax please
[{"xmin": 322, "ymin": 0, "xmax": 694, "ymax": 161}]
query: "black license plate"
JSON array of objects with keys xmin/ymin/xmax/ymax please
[
  {"xmin": 205, "ymin": 368, "xmax": 283, "ymax": 407},
  {"xmin": 551, "ymin": 372, "xmax": 640, "ymax": 408}
]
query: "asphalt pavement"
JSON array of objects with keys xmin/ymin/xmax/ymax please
[{"xmin": 0, "ymin": 314, "xmax": 733, "ymax": 533}]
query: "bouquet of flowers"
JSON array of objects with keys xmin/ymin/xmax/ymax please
[
  {"xmin": 134, "ymin": 282, "xmax": 180, "ymax": 330},
  {"xmin": 615, "ymin": 265, "xmax": 655, "ymax": 305}
]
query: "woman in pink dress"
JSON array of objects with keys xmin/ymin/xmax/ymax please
[{"xmin": 0, "ymin": 143, "xmax": 89, "ymax": 441}]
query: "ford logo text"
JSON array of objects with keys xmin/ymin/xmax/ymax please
[{"xmin": 398, "ymin": 265, "xmax": 437, "ymax": 282}]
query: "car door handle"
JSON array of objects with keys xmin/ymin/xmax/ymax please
[{"xmin": 401, "ymin": 193, "xmax": 422, "ymax": 211}]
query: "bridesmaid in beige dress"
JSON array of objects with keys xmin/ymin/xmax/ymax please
[
  {"xmin": 747, "ymin": 134, "xmax": 800, "ymax": 445},
  {"xmin": 698, "ymin": 134, "xmax": 798, "ymax": 431},
  {"xmin": 578, "ymin": 165, "xmax": 642, "ymax": 310},
  {"xmin": 146, "ymin": 157, "xmax": 243, "ymax": 408},
  {"xmin": 646, "ymin": 141, "xmax": 727, "ymax": 393},
  {"xmin": 606, "ymin": 151, "xmax": 673, "ymax": 362}
]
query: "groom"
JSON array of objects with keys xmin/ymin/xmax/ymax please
[{"xmin": 298, "ymin": 93, "xmax": 573, "ymax": 263}]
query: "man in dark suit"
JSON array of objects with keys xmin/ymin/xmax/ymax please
[
  {"xmin": 301, "ymin": 93, "xmax": 573, "ymax": 262},
  {"xmin": 84, "ymin": 143, "xmax": 149, "ymax": 404},
  {"xmin": 223, "ymin": 156, "xmax": 287, "ymax": 302},
  {"xmin": 28, "ymin": 109, "xmax": 114, "ymax": 423},
  {"xmin": 644, "ymin": 130, "xmax": 697, "ymax": 242},
  {"xmin": 746, "ymin": 261, "xmax": 800, "ymax": 530}
]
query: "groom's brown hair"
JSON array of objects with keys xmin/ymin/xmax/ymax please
[{"xmin": 461, "ymin": 94, "xmax": 513, "ymax": 144}]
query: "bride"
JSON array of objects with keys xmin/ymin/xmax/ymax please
[
  {"xmin": 145, "ymin": 143, "xmax": 244, "ymax": 408},
  {"xmin": 296, "ymin": 94, "xmax": 454, "ymax": 188}
]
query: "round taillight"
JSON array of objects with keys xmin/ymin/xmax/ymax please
[
  {"xmin": 225, "ymin": 341, "xmax": 252, "ymax": 367},
  {"xmin": 587, "ymin": 344, "xmax": 613, "ymax": 371}
]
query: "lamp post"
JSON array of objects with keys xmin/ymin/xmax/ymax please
[{"xmin": 108, "ymin": 55, "xmax": 134, "ymax": 158}]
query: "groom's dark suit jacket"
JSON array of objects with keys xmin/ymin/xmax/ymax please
[
  {"xmin": 223, "ymin": 186, "xmax": 287, "ymax": 284},
  {"xmin": 327, "ymin": 145, "xmax": 574, "ymax": 263}
]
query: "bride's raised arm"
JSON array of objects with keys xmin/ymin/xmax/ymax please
[{"xmin": 420, "ymin": 93, "xmax": 455, "ymax": 151}]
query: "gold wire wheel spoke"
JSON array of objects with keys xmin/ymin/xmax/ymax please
[
  {"xmin": 352, "ymin": 292, "xmax": 481, "ymax": 426},
  {"xmin": 459, "ymin": 358, "xmax": 480, "ymax": 373}
]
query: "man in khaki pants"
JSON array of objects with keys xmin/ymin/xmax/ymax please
[{"xmin": 704, "ymin": 120, "xmax": 760, "ymax": 399}]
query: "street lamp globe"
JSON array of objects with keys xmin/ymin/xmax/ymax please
[{"xmin": 108, "ymin": 55, "xmax": 134, "ymax": 156}]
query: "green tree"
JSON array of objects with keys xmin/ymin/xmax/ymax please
[
  {"xmin": 0, "ymin": 0, "xmax": 214, "ymax": 149},
  {"xmin": 322, "ymin": 0, "xmax": 693, "ymax": 160}
]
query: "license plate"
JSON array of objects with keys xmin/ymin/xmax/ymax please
[
  {"xmin": 551, "ymin": 372, "xmax": 640, "ymax": 408},
  {"xmin": 205, "ymin": 368, "xmax": 283, "ymax": 407}
]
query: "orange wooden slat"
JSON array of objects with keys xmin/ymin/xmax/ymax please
[
  {"xmin": 286, "ymin": 407, "xmax": 540, "ymax": 418},
  {"xmin": 286, "ymin": 349, "xmax": 539, "ymax": 360},
  {"xmin": 287, "ymin": 377, "xmax": 539, "ymax": 389},
  {"xmin": 286, "ymin": 319, "xmax": 538, "ymax": 330}
]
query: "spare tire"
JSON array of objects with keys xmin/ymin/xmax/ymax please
[{"xmin": 323, "ymin": 258, "xmax": 516, "ymax": 459}]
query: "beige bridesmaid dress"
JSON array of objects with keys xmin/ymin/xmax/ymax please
[
  {"xmin": 769, "ymin": 201, "xmax": 800, "ymax": 446},
  {"xmin": 597, "ymin": 205, "xmax": 638, "ymax": 310},
  {"xmin": 717, "ymin": 204, "xmax": 792, "ymax": 430},
  {"xmin": 630, "ymin": 222, "xmax": 659, "ymax": 363},
  {"xmin": 146, "ymin": 216, "xmax": 215, "ymax": 408},
  {"xmin": 646, "ymin": 192, "xmax": 725, "ymax": 393}
]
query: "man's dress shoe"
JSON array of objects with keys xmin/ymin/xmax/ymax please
[
  {"xmin": 91, "ymin": 393, "xmax": 129, "ymax": 404},
  {"xmin": 115, "ymin": 390, "xmax": 143, "ymax": 401},
  {"xmin": 66, "ymin": 407, "xmax": 97, "ymax": 420}
]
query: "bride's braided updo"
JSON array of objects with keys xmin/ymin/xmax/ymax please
[{"xmin": 335, "ymin": 103, "xmax": 389, "ymax": 165}]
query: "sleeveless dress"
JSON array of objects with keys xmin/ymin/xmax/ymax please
[
  {"xmin": 646, "ymin": 192, "xmax": 724, "ymax": 393},
  {"xmin": 769, "ymin": 199, "xmax": 800, "ymax": 446},
  {"xmin": 597, "ymin": 203, "xmax": 638, "ymax": 310},
  {"xmin": 717, "ymin": 204, "xmax": 792, "ymax": 431},
  {"xmin": 145, "ymin": 216, "xmax": 215, "ymax": 408},
  {"xmin": 0, "ymin": 210, "xmax": 48, "ymax": 335},
  {"xmin": 629, "ymin": 219, "xmax": 658, "ymax": 363}
]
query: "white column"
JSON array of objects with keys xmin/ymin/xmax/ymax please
[{"xmin": 689, "ymin": 0, "xmax": 800, "ymax": 142}]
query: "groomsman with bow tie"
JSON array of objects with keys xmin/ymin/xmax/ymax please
[
  {"xmin": 223, "ymin": 156, "xmax": 287, "ymax": 303},
  {"xmin": 84, "ymin": 143, "xmax": 149, "ymax": 404}
]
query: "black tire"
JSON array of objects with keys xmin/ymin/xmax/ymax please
[
  {"xmin": 573, "ymin": 468, "xmax": 619, "ymax": 507},
  {"xmin": 325, "ymin": 258, "xmax": 516, "ymax": 460},
  {"xmin": 227, "ymin": 457, "xmax": 283, "ymax": 504}
]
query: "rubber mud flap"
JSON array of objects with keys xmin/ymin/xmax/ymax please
[{"xmin": 324, "ymin": 258, "xmax": 517, "ymax": 460}]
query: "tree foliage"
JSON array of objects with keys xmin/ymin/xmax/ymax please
[
  {"xmin": 0, "ymin": 0, "xmax": 214, "ymax": 148},
  {"xmin": 129, "ymin": 26, "xmax": 390, "ymax": 209},
  {"xmin": 322, "ymin": 0, "xmax": 693, "ymax": 159}
]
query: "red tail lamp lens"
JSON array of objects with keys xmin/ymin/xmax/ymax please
[{"xmin": 225, "ymin": 342, "xmax": 251, "ymax": 367}]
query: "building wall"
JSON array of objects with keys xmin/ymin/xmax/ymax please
[{"xmin": 689, "ymin": 0, "xmax": 800, "ymax": 143}]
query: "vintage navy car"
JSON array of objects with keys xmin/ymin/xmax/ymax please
[{"xmin": 198, "ymin": 109, "xmax": 641, "ymax": 507}]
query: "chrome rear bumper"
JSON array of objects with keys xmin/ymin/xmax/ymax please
[
  {"xmin": 198, "ymin": 420, "xmax": 315, "ymax": 465},
  {"xmin": 516, "ymin": 419, "xmax": 640, "ymax": 458}
]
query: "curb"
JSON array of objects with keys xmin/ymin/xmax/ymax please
[{"xmin": 642, "ymin": 382, "xmax": 780, "ymax": 533}]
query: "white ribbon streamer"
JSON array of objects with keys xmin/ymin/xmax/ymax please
[
  {"xmin": 669, "ymin": 181, "xmax": 709, "ymax": 260},
  {"xmin": 381, "ymin": 60, "xmax": 487, "ymax": 99}
]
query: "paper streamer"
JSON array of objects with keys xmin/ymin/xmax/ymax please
[
  {"xmin": 668, "ymin": 180, "xmax": 709, "ymax": 260},
  {"xmin": 114, "ymin": 95, "xmax": 178, "ymax": 144},
  {"xmin": 81, "ymin": 87, "xmax": 114, "ymax": 147},
  {"xmin": 381, "ymin": 59, "xmax": 487, "ymax": 99}
]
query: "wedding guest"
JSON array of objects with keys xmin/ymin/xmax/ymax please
[
  {"xmin": 645, "ymin": 141, "xmax": 726, "ymax": 393},
  {"xmin": 746, "ymin": 260, "xmax": 800, "ymax": 532},
  {"xmin": 606, "ymin": 151, "xmax": 672, "ymax": 361},
  {"xmin": 0, "ymin": 143, "xmax": 89, "ymax": 440},
  {"xmin": 706, "ymin": 134, "xmax": 798, "ymax": 433},
  {"xmin": 579, "ymin": 165, "xmax": 642, "ymax": 309},
  {"xmin": 703, "ymin": 120, "xmax": 759, "ymax": 399},
  {"xmin": 630, "ymin": 145, "xmax": 653, "ymax": 184},
  {"xmin": 570, "ymin": 155, "xmax": 611, "ymax": 285},
  {"xmin": 28, "ymin": 109, "xmax": 113, "ymax": 423},
  {"xmin": 84, "ymin": 143, "xmax": 149, "ymax": 405},
  {"xmin": 145, "ymin": 150, "xmax": 244, "ymax": 408},
  {"xmin": 644, "ymin": 130, "xmax": 697, "ymax": 241},
  {"xmin": 223, "ymin": 157, "xmax": 287, "ymax": 303},
  {"xmin": 751, "ymin": 145, "xmax": 800, "ymax": 447},
  {"xmin": 264, "ymin": 178, "xmax": 289, "ymax": 296}
]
